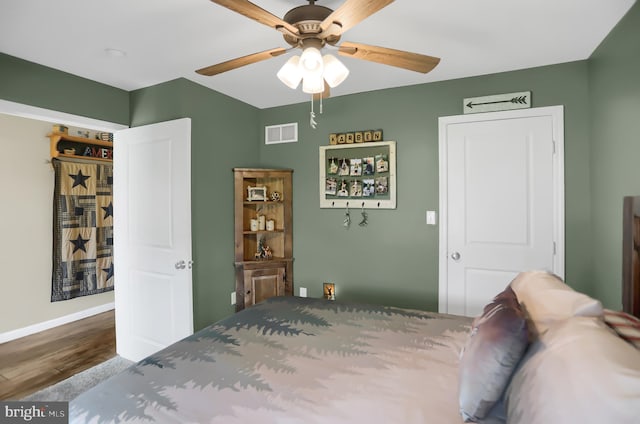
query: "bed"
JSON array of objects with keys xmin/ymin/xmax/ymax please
[
  {"xmin": 70, "ymin": 199, "xmax": 640, "ymax": 423},
  {"xmin": 70, "ymin": 297, "xmax": 472, "ymax": 423}
]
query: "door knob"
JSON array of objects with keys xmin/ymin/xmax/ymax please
[
  {"xmin": 451, "ymin": 252, "xmax": 461, "ymax": 261},
  {"xmin": 175, "ymin": 260, "xmax": 186, "ymax": 269}
]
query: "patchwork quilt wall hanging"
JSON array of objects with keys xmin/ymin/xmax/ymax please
[{"xmin": 51, "ymin": 159, "xmax": 114, "ymax": 301}]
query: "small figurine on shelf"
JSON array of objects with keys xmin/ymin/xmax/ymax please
[
  {"xmin": 255, "ymin": 237, "xmax": 273, "ymax": 260},
  {"xmin": 255, "ymin": 238, "xmax": 264, "ymax": 259},
  {"xmin": 270, "ymin": 191, "xmax": 282, "ymax": 202}
]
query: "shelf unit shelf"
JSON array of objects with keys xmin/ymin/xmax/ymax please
[{"xmin": 49, "ymin": 132, "xmax": 113, "ymax": 162}]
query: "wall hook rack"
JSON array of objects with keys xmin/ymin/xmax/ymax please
[{"xmin": 319, "ymin": 141, "xmax": 397, "ymax": 210}]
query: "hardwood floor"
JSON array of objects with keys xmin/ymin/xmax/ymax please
[{"xmin": 0, "ymin": 310, "xmax": 116, "ymax": 400}]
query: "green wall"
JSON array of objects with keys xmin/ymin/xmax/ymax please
[
  {"xmin": 0, "ymin": 56, "xmax": 259, "ymax": 330},
  {"xmin": 0, "ymin": 53, "xmax": 129, "ymax": 125},
  {"xmin": 254, "ymin": 1, "xmax": 640, "ymax": 312},
  {"xmin": 129, "ymin": 79, "xmax": 260, "ymax": 329},
  {"xmin": 258, "ymin": 62, "xmax": 593, "ymax": 310},
  {"xmin": 589, "ymin": 3, "xmax": 640, "ymax": 309},
  {"xmin": 1, "ymin": 1, "xmax": 637, "ymax": 330}
]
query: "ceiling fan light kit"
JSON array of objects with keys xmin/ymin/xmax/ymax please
[
  {"xmin": 322, "ymin": 54, "xmax": 349, "ymax": 88},
  {"xmin": 277, "ymin": 55, "xmax": 303, "ymax": 89},
  {"xmin": 299, "ymin": 46, "xmax": 323, "ymax": 73},
  {"xmin": 201, "ymin": 0, "xmax": 440, "ymax": 127},
  {"xmin": 278, "ymin": 50, "xmax": 349, "ymax": 94},
  {"xmin": 302, "ymin": 71, "xmax": 325, "ymax": 94}
]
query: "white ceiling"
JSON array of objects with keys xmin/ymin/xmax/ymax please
[{"xmin": 0, "ymin": 0, "xmax": 635, "ymax": 109}]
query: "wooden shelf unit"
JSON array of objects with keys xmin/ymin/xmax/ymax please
[
  {"xmin": 233, "ymin": 168, "xmax": 293, "ymax": 311},
  {"xmin": 49, "ymin": 132, "xmax": 113, "ymax": 162}
]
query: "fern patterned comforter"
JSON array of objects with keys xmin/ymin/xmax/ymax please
[{"xmin": 70, "ymin": 297, "xmax": 471, "ymax": 423}]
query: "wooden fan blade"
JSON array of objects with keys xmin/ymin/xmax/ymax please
[
  {"xmin": 319, "ymin": 0, "xmax": 394, "ymax": 37},
  {"xmin": 211, "ymin": 0, "xmax": 299, "ymax": 37},
  {"xmin": 338, "ymin": 41, "xmax": 440, "ymax": 73},
  {"xmin": 196, "ymin": 48, "xmax": 287, "ymax": 76}
]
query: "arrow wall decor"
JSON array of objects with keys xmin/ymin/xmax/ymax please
[{"xmin": 463, "ymin": 91, "xmax": 531, "ymax": 114}]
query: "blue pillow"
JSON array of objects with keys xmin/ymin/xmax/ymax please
[{"xmin": 458, "ymin": 286, "xmax": 529, "ymax": 422}]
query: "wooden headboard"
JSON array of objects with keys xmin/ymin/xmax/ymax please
[{"xmin": 622, "ymin": 196, "xmax": 640, "ymax": 318}]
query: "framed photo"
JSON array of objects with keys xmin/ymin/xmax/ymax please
[
  {"xmin": 337, "ymin": 179, "xmax": 350, "ymax": 197},
  {"xmin": 350, "ymin": 180, "xmax": 362, "ymax": 197},
  {"xmin": 375, "ymin": 176, "xmax": 388, "ymax": 195},
  {"xmin": 325, "ymin": 178, "xmax": 337, "ymax": 195},
  {"xmin": 323, "ymin": 282, "xmax": 336, "ymax": 300},
  {"xmin": 247, "ymin": 186, "xmax": 267, "ymax": 201},
  {"xmin": 338, "ymin": 158, "xmax": 350, "ymax": 176},
  {"xmin": 327, "ymin": 157, "xmax": 339, "ymax": 175},
  {"xmin": 362, "ymin": 179, "xmax": 375, "ymax": 197},
  {"xmin": 375, "ymin": 153, "xmax": 389, "ymax": 173},
  {"xmin": 350, "ymin": 158, "xmax": 362, "ymax": 176},
  {"xmin": 319, "ymin": 141, "xmax": 396, "ymax": 209},
  {"xmin": 362, "ymin": 157, "xmax": 375, "ymax": 175}
]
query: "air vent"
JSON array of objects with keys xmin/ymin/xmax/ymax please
[{"xmin": 265, "ymin": 122, "xmax": 298, "ymax": 145}]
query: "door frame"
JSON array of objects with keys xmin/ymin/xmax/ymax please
[
  {"xmin": 437, "ymin": 106, "xmax": 565, "ymax": 313},
  {"xmin": 0, "ymin": 99, "xmax": 127, "ymax": 132},
  {"xmin": 0, "ymin": 100, "xmax": 125, "ymax": 341}
]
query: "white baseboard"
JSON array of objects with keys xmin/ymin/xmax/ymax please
[{"xmin": 0, "ymin": 302, "xmax": 115, "ymax": 344}]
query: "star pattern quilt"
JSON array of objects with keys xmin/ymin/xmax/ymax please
[
  {"xmin": 70, "ymin": 297, "xmax": 471, "ymax": 423},
  {"xmin": 51, "ymin": 159, "xmax": 114, "ymax": 301}
]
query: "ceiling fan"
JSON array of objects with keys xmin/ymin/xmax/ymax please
[{"xmin": 196, "ymin": 0, "xmax": 440, "ymax": 96}]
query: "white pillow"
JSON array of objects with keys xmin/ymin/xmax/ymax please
[
  {"xmin": 505, "ymin": 317, "xmax": 640, "ymax": 424},
  {"xmin": 509, "ymin": 270, "xmax": 603, "ymax": 334}
]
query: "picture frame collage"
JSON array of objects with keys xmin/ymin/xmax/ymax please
[
  {"xmin": 319, "ymin": 141, "xmax": 396, "ymax": 209},
  {"xmin": 325, "ymin": 154, "xmax": 389, "ymax": 198}
]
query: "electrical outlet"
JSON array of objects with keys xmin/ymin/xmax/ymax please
[
  {"xmin": 299, "ymin": 287, "xmax": 307, "ymax": 297},
  {"xmin": 231, "ymin": 292, "xmax": 236, "ymax": 305}
]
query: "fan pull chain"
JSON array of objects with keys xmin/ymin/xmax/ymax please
[
  {"xmin": 343, "ymin": 204, "xmax": 351, "ymax": 228},
  {"xmin": 320, "ymin": 93, "xmax": 323, "ymax": 114},
  {"xmin": 310, "ymin": 95, "xmax": 317, "ymax": 129}
]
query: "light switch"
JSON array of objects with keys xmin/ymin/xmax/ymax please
[{"xmin": 426, "ymin": 211, "xmax": 437, "ymax": 225}]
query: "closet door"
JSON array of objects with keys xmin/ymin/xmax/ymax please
[{"xmin": 439, "ymin": 107, "xmax": 564, "ymax": 317}]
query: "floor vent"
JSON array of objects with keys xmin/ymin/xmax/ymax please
[{"xmin": 265, "ymin": 122, "xmax": 298, "ymax": 144}]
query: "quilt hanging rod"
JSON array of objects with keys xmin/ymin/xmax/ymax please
[{"xmin": 46, "ymin": 156, "xmax": 113, "ymax": 167}]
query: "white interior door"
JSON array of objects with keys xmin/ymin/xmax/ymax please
[
  {"xmin": 438, "ymin": 106, "xmax": 564, "ymax": 317},
  {"xmin": 114, "ymin": 118, "xmax": 193, "ymax": 361}
]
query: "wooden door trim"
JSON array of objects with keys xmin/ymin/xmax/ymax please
[{"xmin": 437, "ymin": 106, "xmax": 565, "ymax": 313}]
